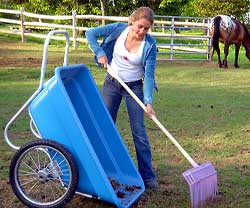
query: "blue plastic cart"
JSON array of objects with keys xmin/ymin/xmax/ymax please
[{"xmin": 4, "ymin": 30, "xmax": 145, "ymax": 208}]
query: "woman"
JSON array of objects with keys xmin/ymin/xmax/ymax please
[{"xmin": 86, "ymin": 6, "xmax": 158, "ymax": 189}]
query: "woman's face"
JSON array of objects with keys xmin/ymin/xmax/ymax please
[{"xmin": 131, "ymin": 18, "xmax": 152, "ymax": 40}]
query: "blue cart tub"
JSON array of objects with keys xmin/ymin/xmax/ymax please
[{"xmin": 4, "ymin": 30, "xmax": 145, "ymax": 208}]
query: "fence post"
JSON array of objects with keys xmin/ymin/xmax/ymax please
[
  {"xmin": 207, "ymin": 18, "xmax": 212, "ymax": 61},
  {"xmin": 72, "ymin": 10, "xmax": 77, "ymax": 49},
  {"xmin": 20, "ymin": 7, "xmax": 26, "ymax": 43},
  {"xmin": 170, "ymin": 17, "xmax": 175, "ymax": 60},
  {"xmin": 161, "ymin": 17, "xmax": 165, "ymax": 33}
]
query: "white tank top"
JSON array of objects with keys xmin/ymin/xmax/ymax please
[{"xmin": 110, "ymin": 26, "xmax": 145, "ymax": 82}]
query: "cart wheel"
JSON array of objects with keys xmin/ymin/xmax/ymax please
[{"xmin": 9, "ymin": 139, "xmax": 78, "ymax": 208}]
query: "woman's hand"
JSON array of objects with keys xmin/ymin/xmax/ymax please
[
  {"xmin": 145, "ymin": 104, "xmax": 155, "ymax": 119},
  {"xmin": 98, "ymin": 56, "xmax": 108, "ymax": 68}
]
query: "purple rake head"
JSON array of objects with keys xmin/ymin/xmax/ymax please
[{"xmin": 182, "ymin": 162, "xmax": 218, "ymax": 208}]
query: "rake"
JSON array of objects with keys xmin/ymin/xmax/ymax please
[{"xmin": 107, "ymin": 64, "xmax": 218, "ymax": 208}]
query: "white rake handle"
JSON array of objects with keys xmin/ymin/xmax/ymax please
[{"xmin": 107, "ymin": 64, "xmax": 198, "ymax": 168}]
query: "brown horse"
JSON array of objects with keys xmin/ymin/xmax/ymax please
[{"xmin": 210, "ymin": 15, "xmax": 250, "ymax": 68}]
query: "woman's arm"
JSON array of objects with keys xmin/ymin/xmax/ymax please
[
  {"xmin": 86, "ymin": 22, "xmax": 120, "ymax": 59},
  {"xmin": 143, "ymin": 42, "xmax": 157, "ymax": 105}
]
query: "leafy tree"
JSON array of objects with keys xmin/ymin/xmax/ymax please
[
  {"xmin": 157, "ymin": 0, "xmax": 189, "ymax": 16},
  {"xmin": 108, "ymin": 0, "xmax": 135, "ymax": 16},
  {"xmin": 4, "ymin": 0, "xmax": 100, "ymax": 16},
  {"xmin": 189, "ymin": 0, "xmax": 250, "ymax": 22}
]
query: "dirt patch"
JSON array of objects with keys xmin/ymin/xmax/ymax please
[
  {"xmin": 0, "ymin": 57, "xmax": 66, "ymax": 69},
  {"xmin": 0, "ymin": 40, "xmax": 65, "ymax": 69},
  {"xmin": 0, "ymin": 57, "xmax": 42, "ymax": 67}
]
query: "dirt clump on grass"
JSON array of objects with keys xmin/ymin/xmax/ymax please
[{"xmin": 109, "ymin": 177, "xmax": 142, "ymax": 199}]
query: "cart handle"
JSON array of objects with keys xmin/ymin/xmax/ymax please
[
  {"xmin": 40, "ymin": 30, "xmax": 70, "ymax": 88},
  {"xmin": 4, "ymin": 30, "xmax": 70, "ymax": 150}
]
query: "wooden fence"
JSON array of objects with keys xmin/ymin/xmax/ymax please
[{"xmin": 0, "ymin": 8, "xmax": 212, "ymax": 61}]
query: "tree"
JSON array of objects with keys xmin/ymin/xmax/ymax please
[
  {"xmin": 99, "ymin": 0, "xmax": 111, "ymax": 24},
  {"xmin": 100, "ymin": 0, "xmax": 109, "ymax": 16},
  {"xmin": 190, "ymin": 0, "xmax": 250, "ymax": 22},
  {"xmin": 157, "ymin": 0, "xmax": 189, "ymax": 16}
]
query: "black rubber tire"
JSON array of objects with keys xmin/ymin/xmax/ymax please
[{"xmin": 9, "ymin": 139, "xmax": 79, "ymax": 208}]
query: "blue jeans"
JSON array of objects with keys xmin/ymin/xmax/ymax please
[{"xmin": 102, "ymin": 74, "xmax": 156, "ymax": 183}]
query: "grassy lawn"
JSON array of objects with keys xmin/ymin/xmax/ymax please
[{"xmin": 1, "ymin": 32, "xmax": 250, "ymax": 208}]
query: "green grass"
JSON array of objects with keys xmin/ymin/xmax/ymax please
[{"xmin": 1, "ymin": 32, "xmax": 250, "ymax": 207}]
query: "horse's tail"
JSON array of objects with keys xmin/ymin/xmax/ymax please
[{"xmin": 212, "ymin": 16, "xmax": 221, "ymax": 52}]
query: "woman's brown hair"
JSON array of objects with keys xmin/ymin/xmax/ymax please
[{"xmin": 128, "ymin": 7, "xmax": 154, "ymax": 26}]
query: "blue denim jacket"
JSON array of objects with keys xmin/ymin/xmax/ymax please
[{"xmin": 86, "ymin": 22, "xmax": 157, "ymax": 104}]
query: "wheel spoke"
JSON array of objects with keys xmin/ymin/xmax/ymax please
[
  {"xmin": 43, "ymin": 151, "xmax": 48, "ymax": 170},
  {"xmin": 50, "ymin": 151, "xmax": 58, "ymax": 162},
  {"xmin": 19, "ymin": 169, "xmax": 37, "ymax": 176},
  {"xmin": 36, "ymin": 148, "xmax": 41, "ymax": 170},
  {"xmin": 28, "ymin": 152, "xmax": 39, "ymax": 170},
  {"xmin": 19, "ymin": 176, "xmax": 38, "ymax": 187},
  {"xmin": 44, "ymin": 182, "xmax": 47, "ymax": 202},
  {"xmin": 20, "ymin": 161, "xmax": 37, "ymax": 174},
  {"xmin": 48, "ymin": 181, "xmax": 56, "ymax": 201},
  {"xmin": 26, "ymin": 180, "xmax": 40, "ymax": 194},
  {"xmin": 29, "ymin": 181, "xmax": 43, "ymax": 200},
  {"xmin": 50, "ymin": 179, "xmax": 65, "ymax": 195}
]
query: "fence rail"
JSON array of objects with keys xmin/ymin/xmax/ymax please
[{"xmin": 0, "ymin": 8, "xmax": 212, "ymax": 61}]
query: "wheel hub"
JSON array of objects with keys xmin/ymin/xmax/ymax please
[{"xmin": 37, "ymin": 169, "xmax": 49, "ymax": 182}]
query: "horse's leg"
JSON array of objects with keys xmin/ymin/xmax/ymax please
[
  {"xmin": 223, "ymin": 40, "xmax": 230, "ymax": 69},
  {"xmin": 234, "ymin": 43, "xmax": 241, "ymax": 68},
  {"xmin": 214, "ymin": 45, "xmax": 222, "ymax": 67},
  {"xmin": 217, "ymin": 49, "xmax": 222, "ymax": 68},
  {"xmin": 243, "ymin": 44, "xmax": 250, "ymax": 61}
]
